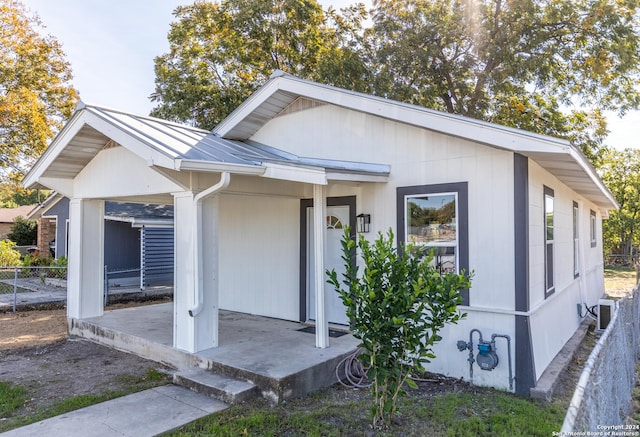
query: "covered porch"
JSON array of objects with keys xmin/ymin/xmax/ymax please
[
  {"xmin": 23, "ymin": 102, "xmax": 388, "ymax": 400},
  {"xmin": 69, "ymin": 302, "xmax": 359, "ymax": 401},
  {"xmin": 23, "ymin": 104, "xmax": 388, "ymax": 352}
]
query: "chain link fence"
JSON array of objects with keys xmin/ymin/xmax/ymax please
[
  {"xmin": 561, "ymin": 285, "xmax": 640, "ymax": 431},
  {"xmin": 0, "ymin": 266, "xmax": 68, "ymax": 312},
  {"xmin": 0, "ymin": 265, "xmax": 174, "ymax": 312}
]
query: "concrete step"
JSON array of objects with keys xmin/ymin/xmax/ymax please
[{"xmin": 174, "ymin": 368, "xmax": 259, "ymax": 404}]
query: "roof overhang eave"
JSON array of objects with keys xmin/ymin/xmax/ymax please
[
  {"xmin": 22, "ymin": 109, "xmax": 87, "ymax": 188},
  {"xmin": 567, "ymin": 147, "xmax": 618, "ymax": 211},
  {"xmin": 523, "ymin": 147, "xmax": 617, "ymax": 212}
]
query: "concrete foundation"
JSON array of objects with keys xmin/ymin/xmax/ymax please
[{"xmin": 68, "ymin": 303, "xmax": 359, "ymax": 402}]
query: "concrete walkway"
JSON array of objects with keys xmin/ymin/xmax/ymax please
[{"xmin": 0, "ymin": 385, "xmax": 227, "ymax": 437}]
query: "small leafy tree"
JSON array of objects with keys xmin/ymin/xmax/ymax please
[
  {"xmin": 0, "ymin": 240, "xmax": 21, "ymax": 266},
  {"xmin": 327, "ymin": 228, "xmax": 471, "ymax": 428},
  {"xmin": 7, "ymin": 216, "xmax": 36, "ymax": 246}
]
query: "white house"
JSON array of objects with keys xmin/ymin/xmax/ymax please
[{"xmin": 23, "ymin": 71, "xmax": 616, "ymax": 396}]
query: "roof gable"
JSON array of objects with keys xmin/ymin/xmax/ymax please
[
  {"xmin": 24, "ymin": 102, "xmax": 389, "ymax": 194},
  {"xmin": 213, "ymin": 71, "xmax": 616, "ymax": 211}
]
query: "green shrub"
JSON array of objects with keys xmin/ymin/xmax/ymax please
[
  {"xmin": 328, "ymin": 228, "xmax": 471, "ymax": 428},
  {"xmin": 0, "ymin": 240, "xmax": 22, "ymax": 267},
  {"xmin": 7, "ymin": 216, "xmax": 37, "ymax": 246}
]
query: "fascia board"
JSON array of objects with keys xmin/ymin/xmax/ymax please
[
  {"xmin": 326, "ymin": 172, "xmax": 389, "ymax": 183},
  {"xmin": 262, "ymin": 162, "xmax": 327, "ymax": 185},
  {"xmin": 176, "ymin": 159, "xmax": 266, "ymax": 175}
]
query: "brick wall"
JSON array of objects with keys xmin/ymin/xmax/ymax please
[{"xmin": 37, "ymin": 217, "xmax": 55, "ymax": 255}]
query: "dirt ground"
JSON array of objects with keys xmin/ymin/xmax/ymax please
[
  {"xmin": 0, "ymin": 303, "xmax": 593, "ymax": 419},
  {"xmin": 0, "ymin": 301, "xmax": 171, "ymax": 417}
]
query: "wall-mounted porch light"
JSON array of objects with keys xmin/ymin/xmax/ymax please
[{"xmin": 356, "ymin": 213, "xmax": 371, "ymax": 233}]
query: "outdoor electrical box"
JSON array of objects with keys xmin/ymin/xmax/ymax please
[{"xmin": 597, "ymin": 299, "xmax": 615, "ymax": 332}]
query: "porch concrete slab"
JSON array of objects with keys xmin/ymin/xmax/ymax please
[
  {"xmin": 72, "ymin": 303, "xmax": 360, "ymax": 402},
  {"xmin": 0, "ymin": 385, "xmax": 227, "ymax": 437}
]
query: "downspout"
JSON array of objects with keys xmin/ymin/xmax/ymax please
[{"xmin": 188, "ymin": 172, "xmax": 231, "ymax": 317}]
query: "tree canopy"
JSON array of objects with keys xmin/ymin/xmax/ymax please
[
  {"xmin": 599, "ymin": 148, "xmax": 640, "ymax": 264},
  {"xmin": 152, "ymin": 0, "xmax": 640, "ymax": 161},
  {"xmin": 0, "ymin": 0, "xmax": 77, "ymax": 181},
  {"xmin": 151, "ymin": 0, "xmax": 370, "ymax": 129}
]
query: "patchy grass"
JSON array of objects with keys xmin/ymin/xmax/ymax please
[
  {"xmin": 0, "ymin": 371, "xmax": 171, "ymax": 433},
  {"xmin": 0, "ymin": 382, "xmax": 28, "ymax": 418},
  {"xmin": 164, "ymin": 385, "xmax": 565, "ymax": 437},
  {"xmin": 604, "ymin": 266, "xmax": 637, "ymax": 298}
]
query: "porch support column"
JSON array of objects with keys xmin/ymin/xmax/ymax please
[
  {"xmin": 173, "ymin": 191, "xmax": 220, "ymax": 353},
  {"xmin": 313, "ymin": 184, "xmax": 329, "ymax": 348},
  {"xmin": 67, "ymin": 198, "xmax": 104, "ymax": 319}
]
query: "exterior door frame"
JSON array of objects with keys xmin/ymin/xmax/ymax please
[{"xmin": 299, "ymin": 195, "xmax": 356, "ymax": 322}]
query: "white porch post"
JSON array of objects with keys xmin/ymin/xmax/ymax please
[
  {"xmin": 67, "ymin": 198, "xmax": 104, "ymax": 319},
  {"xmin": 313, "ymin": 184, "xmax": 329, "ymax": 348},
  {"xmin": 173, "ymin": 191, "xmax": 220, "ymax": 353}
]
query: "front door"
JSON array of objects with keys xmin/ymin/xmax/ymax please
[{"xmin": 303, "ymin": 199, "xmax": 354, "ymax": 326}]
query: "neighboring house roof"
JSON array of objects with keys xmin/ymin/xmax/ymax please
[
  {"xmin": 28, "ymin": 192, "xmax": 174, "ymax": 228},
  {"xmin": 0, "ymin": 204, "xmax": 37, "ymax": 224},
  {"xmin": 105, "ymin": 202, "xmax": 174, "ymax": 227},
  {"xmin": 27, "ymin": 192, "xmax": 65, "ymax": 220},
  {"xmin": 214, "ymin": 70, "xmax": 617, "ymax": 212},
  {"xmin": 23, "ymin": 102, "xmax": 389, "ymax": 190}
]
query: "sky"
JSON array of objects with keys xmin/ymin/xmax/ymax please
[{"xmin": 19, "ymin": 0, "xmax": 640, "ymax": 150}]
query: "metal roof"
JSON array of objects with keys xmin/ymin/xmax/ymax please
[{"xmin": 23, "ymin": 102, "xmax": 389, "ymax": 188}]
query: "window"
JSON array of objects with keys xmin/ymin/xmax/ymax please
[
  {"xmin": 326, "ymin": 215, "xmax": 343, "ymax": 229},
  {"xmin": 590, "ymin": 210, "xmax": 597, "ymax": 248},
  {"xmin": 406, "ymin": 193, "xmax": 458, "ymax": 274},
  {"xmin": 573, "ymin": 202, "xmax": 579, "ymax": 278},
  {"xmin": 544, "ymin": 186, "xmax": 554, "ymax": 297},
  {"xmin": 397, "ymin": 182, "xmax": 469, "ymax": 305}
]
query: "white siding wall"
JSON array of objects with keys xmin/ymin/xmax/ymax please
[
  {"xmin": 73, "ymin": 146, "xmax": 182, "ymax": 199},
  {"xmin": 218, "ymin": 193, "xmax": 300, "ymax": 321},
  {"xmin": 252, "ymin": 105, "xmax": 519, "ymax": 389},
  {"xmin": 527, "ymin": 160, "xmax": 605, "ymax": 380},
  {"xmin": 253, "ymin": 104, "xmax": 516, "ymax": 312},
  {"xmin": 246, "ymin": 104, "xmax": 606, "ymax": 389}
]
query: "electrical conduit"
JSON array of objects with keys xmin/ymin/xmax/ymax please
[{"xmin": 188, "ymin": 172, "xmax": 231, "ymax": 317}]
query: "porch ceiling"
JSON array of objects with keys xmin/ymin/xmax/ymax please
[{"xmin": 44, "ymin": 124, "xmax": 110, "ymax": 179}]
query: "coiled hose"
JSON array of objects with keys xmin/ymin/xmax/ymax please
[{"xmin": 335, "ymin": 348, "xmax": 371, "ymax": 388}]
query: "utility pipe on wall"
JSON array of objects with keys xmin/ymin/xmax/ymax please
[{"xmin": 188, "ymin": 172, "xmax": 231, "ymax": 317}]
